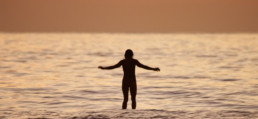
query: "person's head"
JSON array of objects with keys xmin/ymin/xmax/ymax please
[{"xmin": 124, "ymin": 49, "xmax": 133, "ymax": 59}]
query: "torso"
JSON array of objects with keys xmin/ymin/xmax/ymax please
[{"xmin": 121, "ymin": 59, "xmax": 137, "ymax": 80}]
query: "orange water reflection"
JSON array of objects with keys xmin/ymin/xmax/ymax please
[{"xmin": 0, "ymin": 33, "xmax": 258, "ymax": 115}]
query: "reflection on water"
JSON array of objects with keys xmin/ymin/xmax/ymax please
[{"xmin": 0, "ymin": 33, "xmax": 258, "ymax": 118}]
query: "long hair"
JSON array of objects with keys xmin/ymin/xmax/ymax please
[{"xmin": 124, "ymin": 49, "xmax": 133, "ymax": 59}]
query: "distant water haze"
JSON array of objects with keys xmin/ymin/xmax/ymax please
[{"xmin": 1, "ymin": 0, "xmax": 258, "ymax": 32}]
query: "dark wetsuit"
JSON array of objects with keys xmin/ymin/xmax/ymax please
[{"xmin": 105, "ymin": 58, "xmax": 154, "ymax": 109}]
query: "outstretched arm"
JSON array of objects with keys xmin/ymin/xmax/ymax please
[
  {"xmin": 98, "ymin": 61, "xmax": 122, "ymax": 70},
  {"xmin": 136, "ymin": 60, "xmax": 160, "ymax": 71}
]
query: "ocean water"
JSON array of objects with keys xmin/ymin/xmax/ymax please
[{"xmin": 0, "ymin": 33, "xmax": 258, "ymax": 119}]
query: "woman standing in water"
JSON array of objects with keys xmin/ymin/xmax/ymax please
[{"xmin": 98, "ymin": 49, "xmax": 160, "ymax": 109}]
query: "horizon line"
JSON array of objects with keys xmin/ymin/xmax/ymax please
[{"xmin": 1, "ymin": 31, "xmax": 258, "ymax": 34}]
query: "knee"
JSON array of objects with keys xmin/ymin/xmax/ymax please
[
  {"xmin": 131, "ymin": 95, "xmax": 136, "ymax": 101},
  {"xmin": 123, "ymin": 98, "xmax": 128, "ymax": 102}
]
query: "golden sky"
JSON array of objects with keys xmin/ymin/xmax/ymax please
[{"xmin": 0, "ymin": 0, "xmax": 258, "ymax": 33}]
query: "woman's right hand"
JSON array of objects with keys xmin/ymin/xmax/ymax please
[
  {"xmin": 153, "ymin": 67, "xmax": 160, "ymax": 71},
  {"xmin": 98, "ymin": 66, "xmax": 104, "ymax": 69}
]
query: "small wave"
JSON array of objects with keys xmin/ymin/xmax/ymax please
[
  {"xmin": 144, "ymin": 75, "xmax": 161, "ymax": 78},
  {"xmin": 142, "ymin": 86, "xmax": 172, "ymax": 89},
  {"xmin": 15, "ymin": 72, "xmax": 29, "ymax": 77},
  {"xmin": 5, "ymin": 70, "xmax": 29, "ymax": 77},
  {"xmin": 56, "ymin": 64, "xmax": 70, "ymax": 67},
  {"xmin": 173, "ymin": 76, "xmax": 191, "ymax": 79},
  {"xmin": 75, "ymin": 75, "xmax": 85, "ymax": 77},
  {"xmin": 13, "ymin": 109, "xmax": 258, "ymax": 119},
  {"xmin": 149, "ymin": 90, "xmax": 202, "ymax": 98},
  {"xmin": 225, "ymin": 53, "xmax": 238, "ymax": 57},
  {"xmin": 5, "ymin": 69, "xmax": 17, "ymax": 73},
  {"xmin": 80, "ymin": 90, "xmax": 99, "ymax": 94},
  {"xmin": 251, "ymin": 58, "xmax": 258, "ymax": 62},
  {"xmin": 217, "ymin": 110, "xmax": 256, "ymax": 118},
  {"xmin": 196, "ymin": 55, "xmax": 217, "ymax": 58},
  {"xmin": 71, "ymin": 114, "xmax": 109, "ymax": 119},
  {"xmin": 0, "ymin": 66, "xmax": 10, "ymax": 69},
  {"xmin": 12, "ymin": 59, "xmax": 28, "ymax": 63},
  {"xmin": 161, "ymin": 75, "xmax": 192, "ymax": 79},
  {"xmin": 216, "ymin": 79, "xmax": 241, "ymax": 82},
  {"xmin": 225, "ymin": 91, "xmax": 258, "ymax": 96},
  {"xmin": 46, "ymin": 101, "xmax": 68, "ymax": 105},
  {"xmin": 192, "ymin": 75, "xmax": 210, "ymax": 79},
  {"xmin": 218, "ymin": 66, "xmax": 242, "ymax": 69},
  {"xmin": 87, "ymin": 52, "xmax": 113, "ymax": 57}
]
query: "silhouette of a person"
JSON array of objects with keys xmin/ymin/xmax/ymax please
[{"xmin": 98, "ymin": 49, "xmax": 160, "ymax": 109}]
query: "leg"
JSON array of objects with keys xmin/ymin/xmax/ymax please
[
  {"xmin": 130, "ymin": 81, "xmax": 137, "ymax": 109},
  {"xmin": 122, "ymin": 83, "xmax": 129, "ymax": 109}
]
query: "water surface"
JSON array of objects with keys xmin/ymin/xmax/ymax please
[{"xmin": 0, "ymin": 33, "xmax": 258, "ymax": 118}]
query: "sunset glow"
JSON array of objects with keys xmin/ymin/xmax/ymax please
[{"xmin": 1, "ymin": 0, "xmax": 258, "ymax": 32}]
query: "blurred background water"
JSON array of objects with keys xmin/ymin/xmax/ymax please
[{"xmin": 0, "ymin": 33, "xmax": 258, "ymax": 118}]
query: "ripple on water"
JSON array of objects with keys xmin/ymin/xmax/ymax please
[
  {"xmin": 149, "ymin": 90, "xmax": 202, "ymax": 98},
  {"xmin": 0, "ymin": 66, "xmax": 10, "ymax": 69},
  {"xmin": 195, "ymin": 55, "xmax": 218, "ymax": 58},
  {"xmin": 56, "ymin": 64, "xmax": 70, "ymax": 67},
  {"xmin": 218, "ymin": 66, "xmax": 242, "ymax": 69},
  {"xmin": 46, "ymin": 101, "xmax": 69, "ymax": 105},
  {"xmin": 61, "ymin": 95, "xmax": 86, "ymax": 100},
  {"xmin": 5, "ymin": 69, "xmax": 17, "ymax": 73},
  {"xmin": 173, "ymin": 75, "xmax": 191, "ymax": 79},
  {"xmin": 76, "ymin": 75, "xmax": 85, "ymax": 77},
  {"xmin": 7, "ymin": 109, "xmax": 258, "ymax": 119},
  {"xmin": 142, "ymin": 86, "xmax": 173, "ymax": 89},
  {"xmin": 192, "ymin": 75, "xmax": 210, "ymax": 79},
  {"xmin": 87, "ymin": 52, "xmax": 113, "ymax": 57},
  {"xmin": 4, "ymin": 70, "xmax": 28, "ymax": 77},
  {"xmin": 80, "ymin": 90, "xmax": 101, "ymax": 94},
  {"xmin": 216, "ymin": 78, "xmax": 242, "ymax": 82},
  {"xmin": 225, "ymin": 91, "xmax": 258, "ymax": 96}
]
